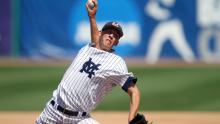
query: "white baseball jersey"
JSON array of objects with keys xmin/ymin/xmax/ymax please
[{"xmin": 52, "ymin": 43, "xmax": 136, "ymax": 113}]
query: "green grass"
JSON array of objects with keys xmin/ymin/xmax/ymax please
[
  {"xmin": 0, "ymin": 66, "xmax": 220, "ymax": 111},
  {"xmin": 0, "ymin": 66, "xmax": 64, "ymax": 111}
]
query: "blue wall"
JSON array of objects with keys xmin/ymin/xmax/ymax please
[{"xmin": 2, "ymin": 0, "xmax": 220, "ymax": 63}]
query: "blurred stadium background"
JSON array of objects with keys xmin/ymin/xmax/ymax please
[{"xmin": 0, "ymin": 0, "xmax": 220, "ymax": 113}]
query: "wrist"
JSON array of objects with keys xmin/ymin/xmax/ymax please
[
  {"xmin": 88, "ymin": 13, "xmax": 95, "ymax": 17},
  {"xmin": 89, "ymin": 16, "xmax": 96, "ymax": 20}
]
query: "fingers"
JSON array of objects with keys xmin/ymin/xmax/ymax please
[
  {"xmin": 86, "ymin": 0, "xmax": 98, "ymax": 17},
  {"xmin": 88, "ymin": 0, "xmax": 98, "ymax": 10},
  {"xmin": 92, "ymin": 0, "xmax": 98, "ymax": 6}
]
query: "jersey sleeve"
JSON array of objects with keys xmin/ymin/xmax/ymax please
[{"xmin": 107, "ymin": 58, "xmax": 137, "ymax": 92}]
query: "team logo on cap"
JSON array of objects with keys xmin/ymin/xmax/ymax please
[{"xmin": 112, "ymin": 22, "xmax": 120, "ymax": 28}]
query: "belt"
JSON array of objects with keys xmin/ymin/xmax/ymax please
[{"xmin": 50, "ymin": 100, "xmax": 87, "ymax": 116}]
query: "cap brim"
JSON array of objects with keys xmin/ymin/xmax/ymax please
[{"xmin": 102, "ymin": 26, "xmax": 123, "ymax": 38}]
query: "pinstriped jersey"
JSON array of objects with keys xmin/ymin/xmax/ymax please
[{"xmin": 52, "ymin": 44, "xmax": 136, "ymax": 113}]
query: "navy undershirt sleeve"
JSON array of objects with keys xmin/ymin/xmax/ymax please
[{"xmin": 122, "ymin": 76, "xmax": 137, "ymax": 92}]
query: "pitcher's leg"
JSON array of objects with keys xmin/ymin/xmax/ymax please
[{"xmin": 36, "ymin": 102, "xmax": 63, "ymax": 124}]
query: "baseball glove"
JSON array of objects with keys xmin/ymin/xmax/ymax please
[{"xmin": 129, "ymin": 113, "xmax": 151, "ymax": 124}]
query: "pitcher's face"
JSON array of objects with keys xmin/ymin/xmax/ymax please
[{"xmin": 99, "ymin": 29, "xmax": 120, "ymax": 51}]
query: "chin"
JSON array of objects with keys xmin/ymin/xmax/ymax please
[{"xmin": 103, "ymin": 46, "xmax": 112, "ymax": 51}]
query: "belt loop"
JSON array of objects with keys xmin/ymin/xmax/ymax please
[
  {"xmin": 62, "ymin": 107, "xmax": 66, "ymax": 113},
  {"xmin": 54, "ymin": 102, "xmax": 58, "ymax": 110}
]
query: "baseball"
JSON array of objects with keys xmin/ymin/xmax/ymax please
[{"xmin": 87, "ymin": 0, "xmax": 95, "ymax": 9}]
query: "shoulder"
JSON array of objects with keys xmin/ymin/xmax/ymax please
[
  {"xmin": 105, "ymin": 52, "xmax": 125, "ymax": 64},
  {"xmin": 115, "ymin": 55, "xmax": 126, "ymax": 65},
  {"xmin": 111, "ymin": 55, "xmax": 128, "ymax": 71}
]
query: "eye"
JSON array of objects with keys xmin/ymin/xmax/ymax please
[
  {"xmin": 110, "ymin": 31, "xmax": 119, "ymax": 38},
  {"xmin": 104, "ymin": 30, "xmax": 120, "ymax": 39},
  {"xmin": 113, "ymin": 33, "xmax": 119, "ymax": 39}
]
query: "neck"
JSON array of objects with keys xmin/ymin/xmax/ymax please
[{"xmin": 94, "ymin": 43, "xmax": 113, "ymax": 52}]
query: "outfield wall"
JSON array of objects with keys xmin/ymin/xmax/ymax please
[{"xmin": 1, "ymin": 0, "xmax": 220, "ymax": 64}]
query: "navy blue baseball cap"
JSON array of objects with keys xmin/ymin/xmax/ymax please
[{"xmin": 101, "ymin": 22, "xmax": 123, "ymax": 38}]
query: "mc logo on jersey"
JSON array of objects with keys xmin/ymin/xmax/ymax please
[{"xmin": 80, "ymin": 58, "xmax": 101, "ymax": 78}]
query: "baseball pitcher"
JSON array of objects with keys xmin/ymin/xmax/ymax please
[{"xmin": 36, "ymin": 0, "xmax": 150, "ymax": 123}]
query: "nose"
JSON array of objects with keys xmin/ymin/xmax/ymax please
[{"xmin": 108, "ymin": 34, "xmax": 113, "ymax": 40}]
